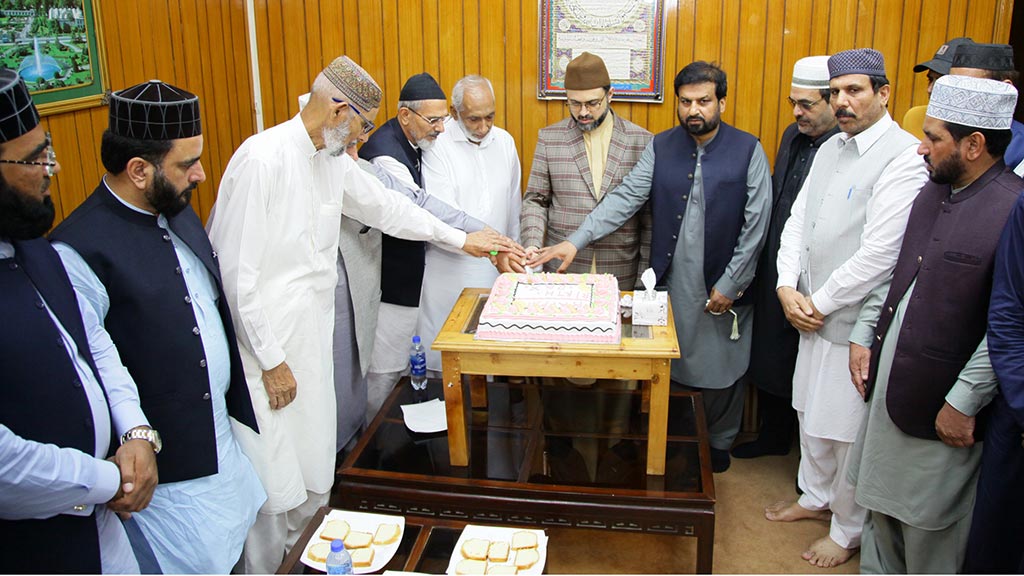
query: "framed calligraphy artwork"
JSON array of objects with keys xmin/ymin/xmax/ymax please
[
  {"xmin": 0, "ymin": 0, "xmax": 108, "ymax": 115},
  {"xmin": 538, "ymin": 0, "xmax": 665, "ymax": 103}
]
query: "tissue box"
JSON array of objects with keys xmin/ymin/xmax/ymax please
[{"xmin": 632, "ymin": 290, "xmax": 668, "ymax": 326}]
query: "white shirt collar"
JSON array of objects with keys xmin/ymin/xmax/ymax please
[
  {"xmin": 838, "ymin": 111, "xmax": 893, "ymax": 156},
  {"xmin": 445, "ymin": 117, "xmax": 494, "ymax": 147},
  {"xmin": 286, "ymin": 114, "xmax": 319, "ymax": 160},
  {"xmin": 102, "ymin": 176, "xmax": 155, "ymax": 216},
  {"xmin": 0, "ymin": 239, "xmax": 12, "ymax": 258}
]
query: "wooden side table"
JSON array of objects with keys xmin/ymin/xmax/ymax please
[{"xmin": 432, "ymin": 288, "xmax": 679, "ymax": 475}]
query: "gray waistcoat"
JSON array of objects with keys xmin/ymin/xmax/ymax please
[{"xmin": 799, "ymin": 122, "xmax": 918, "ymax": 343}]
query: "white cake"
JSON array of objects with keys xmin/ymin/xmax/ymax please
[{"xmin": 475, "ymin": 273, "xmax": 620, "ymax": 344}]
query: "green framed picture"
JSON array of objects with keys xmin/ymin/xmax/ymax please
[{"xmin": 0, "ymin": 0, "xmax": 107, "ymax": 115}]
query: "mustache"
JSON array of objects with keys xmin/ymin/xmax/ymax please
[{"xmin": 835, "ymin": 109, "xmax": 856, "ymax": 119}]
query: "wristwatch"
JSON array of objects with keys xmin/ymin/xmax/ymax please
[{"xmin": 120, "ymin": 427, "xmax": 162, "ymax": 454}]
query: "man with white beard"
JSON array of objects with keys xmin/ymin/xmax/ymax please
[
  {"xmin": 358, "ymin": 73, "xmax": 455, "ymax": 410},
  {"xmin": 206, "ymin": 56, "xmax": 517, "ymax": 573}
]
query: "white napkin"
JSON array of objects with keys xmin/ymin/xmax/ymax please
[{"xmin": 400, "ymin": 398, "xmax": 447, "ymax": 433}]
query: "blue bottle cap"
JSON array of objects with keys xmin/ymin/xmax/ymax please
[
  {"xmin": 412, "ymin": 335, "xmax": 421, "ymax": 344},
  {"xmin": 331, "ymin": 539, "xmax": 344, "ymax": 552}
]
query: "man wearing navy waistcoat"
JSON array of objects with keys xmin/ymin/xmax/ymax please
[{"xmin": 0, "ymin": 68, "xmax": 157, "ymax": 574}]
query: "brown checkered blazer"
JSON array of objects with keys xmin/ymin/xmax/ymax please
[{"xmin": 521, "ymin": 112, "xmax": 653, "ymax": 289}]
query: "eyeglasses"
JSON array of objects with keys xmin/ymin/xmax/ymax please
[
  {"xmin": 408, "ymin": 107, "xmax": 450, "ymax": 128},
  {"xmin": 787, "ymin": 96, "xmax": 825, "ymax": 111},
  {"xmin": 332, "ymin": 98, "xmax": 376, "ymax": 135},
  {"xmin": 566, "ymin": 96, "xmax": 606, "ymax": 112},
  {"xmin": 0, "ymin": 132, "xmax": 57, "ymax": 176}
]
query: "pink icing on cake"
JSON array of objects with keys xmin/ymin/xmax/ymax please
[{"xmin": 475, "ymin": 273, "xmax": 621, "ymax": 344}]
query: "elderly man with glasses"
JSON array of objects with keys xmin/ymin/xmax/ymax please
[
  {"xmin": 359, "ymin": 73, "xmax": 452, "ymax": 408},
  {"xmin": 733, "ymin": 56, "xmax": 840, "ymax": 461},
  {"xmin": 357, "ymin": 72, "xmax": 518, "ymax": 414},
  {"xmin": 206, "ymin": 57, "xmax": 516, "ymax": 573}
]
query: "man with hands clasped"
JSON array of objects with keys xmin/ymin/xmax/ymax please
[{"xmin": 0, "ymin": 68, "xmax": 157, "ymax": 574}]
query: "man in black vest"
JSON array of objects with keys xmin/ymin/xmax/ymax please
[
  {"xmin": 734, "ymin": 56, "xmax": 839, "ymax": 459},
  {"xmin": 0, "ymin": 68, "xmax": 157, "ymax": 573},
  {"xmin": 358, "ymin": 73, "xmax": 456, "ymax": 407},
  {"xmin": 50, "ymin": 81, "xmax": 265, "ymax": 573},
  {"xmin": 531, "ymin": 61, "xmax": 773, "ymax": 473},
  {"xmin": 847, "ymin": 75, "xmax": 1021, "ymax": 572}
]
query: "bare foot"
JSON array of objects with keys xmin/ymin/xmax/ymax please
[
  {"xmin": 764, "ymin": 501, "xmax": 832, "ymax": 522},
  {"xmin": 800, "ymin": 536, "xmax": 858, "ymax": 568}
]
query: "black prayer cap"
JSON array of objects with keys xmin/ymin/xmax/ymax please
[
  {"xmin": 0, "ymin": 68, "xmax": 40, "ymax": 142},
  {"xmin": 109, "ymin": 80, "xmax": 201, "ymax": 140},
  {"xmin": 952, "ymin": 43, "xmax": 1016, "ymax": 71},
  {"xmin": 399, "ymin": 73, "xmax": 446, "ymax": 101}
]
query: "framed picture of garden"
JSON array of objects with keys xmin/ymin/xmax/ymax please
[{"xmin": 0, "ymin": 0, "xmax": 107, "ymax": 115}]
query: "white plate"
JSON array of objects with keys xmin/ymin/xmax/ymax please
[
  {"xmin": 300, "ymin": 509, "xmax": 406, "ymax": 574},
  {"xmin": 445, "ymin": 525, "xmax": 547, "ymax": 575}
]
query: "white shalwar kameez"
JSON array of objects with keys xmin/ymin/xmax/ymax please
[
  {"xmin": 775, "ymin": 115, "xmax": 927, "ymax": 549},
  {"xmin": 207, "ymin": 114, "xmax": 467, "ymax": 573},
  {"xmin": 419, "ymin": 120, "xmax": 521, "ymax": 371}
]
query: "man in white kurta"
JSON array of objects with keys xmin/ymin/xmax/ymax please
[
  {"xmin": 419, "ymin": 75, "xmax": 521, "ymax": 371},
  {"xmin": 207, "ymin": 56, "xmax": 512, "ymax": 574},
  {"xmin": 770, "ymin": 49, "xmax": 929, "ymax": 567}
]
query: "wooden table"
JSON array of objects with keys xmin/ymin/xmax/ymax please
[
  {"xmin": 337, "ymin": 377, "xmax": 717, "ymax": 573},
  {"xmin": 432, "ymin": 288, "xmax": 680, "ymax": 475}
]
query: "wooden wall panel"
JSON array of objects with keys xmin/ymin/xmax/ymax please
[
  {"xmin": 46, "ymin": 0, "xmax": 1014, "ymax": 228},
  {"xmin": 240, "ymin": 0, "xmax": 1017, "ymax": 208},
  {"xmin": 46, "ymin": 0, "xmax": 254, "ymax": 226}
]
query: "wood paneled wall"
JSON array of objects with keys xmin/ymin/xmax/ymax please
[
  {"xmin": 46, "ymin": 0, "xmax": 255, "ymax": 224},
  {"xmin": 46, "ymin": 0, "xmax": 1013, "ymax": 226}
]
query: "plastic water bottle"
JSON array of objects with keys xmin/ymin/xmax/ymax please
[
  {"xmin": 410, "ymin": 335, "xmax": 428, "ymax": 391},
  {"xmin": 326, "ymin": 539, "xmax": 353, "ymax": 574}
]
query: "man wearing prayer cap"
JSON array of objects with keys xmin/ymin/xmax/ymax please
[
  {"xmin": 50, "ymin": 79, "xmax": 267, "ymax": 573},
  {"xmin": 513, "ymin": 52, "xmax": 652, "ymax": 286},
  {"xmin": 357, "ymin": 72, "xmax": 519, "ymax": 420},
  {"xmin": 949, "ymin": 42, "xmax": 1024, "ymax": 171},
  {"xmin": 0, "ymin": 69, "xmax": 157, "ymax": 574},
  {"xmin": 295, "ymin": 90, "xmax": 493, "ymax": 464},
  {"xmin": 531, "ymin": 60, "xmax": 773, "ymax": 475},
  {"xmin": 206, "ymin": 56, "xmax": 517, "ymax": 573},
  {"xmin": 844, "ymin": 74, "xmax": 1021, "ymax": 573},
  {"xmin": 768, "ymin": 48, "xmax": 928, "ymax": 567},
  {"xmin": 735, "ymin": 56, "xmax": 839, "ymax": 460},
  {"xmin": 902, "ymin": 37, "xmax": 976, "ymax": 138}
]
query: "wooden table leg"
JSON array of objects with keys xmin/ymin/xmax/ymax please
[
  {"xmin": 641, "ymin": 379, "xmax": 651, "ymax": 414},
  {"xmin": 469, "ymin": 374, "xmax": 488, "ymax": 408},
  {"xmin": 696, "ymin": 513, "xmax": 715, "ymax": 573},
  {"xmin": 646, "ymin": 359, "xmax": 670, "ymax": 475},
  {"xmin": 442, "ymin": 351, "xmax": 469, "ymax": 466}
]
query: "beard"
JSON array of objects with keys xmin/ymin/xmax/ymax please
[
  {"xmin": 679, "ymin": 111, "xmax": 720, "ymax": 136},
  {"xmin": 322, "ymin": 121, "xmax": 352, "ymax": 157},
  {"xmin": 0, "ymin": 177, "xmax": 55, "ymax": 240},
  {"xmin": 926, "ymin": 150, "xmax": 966, "ymax": 186},
  {"xmin": 416, "ymin": 136, "xmax": 437, "ymax": 151},
  {"xmin": 458, "ymin": 119, "xmax": 487, "ymax": 143},
  {"xmin": 146, "ymin": 169, "xmax": 195, "ymax": 217},
  {"xmin": 575, "ymin": 107, "xmax": 610, "ymax": 133}
]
